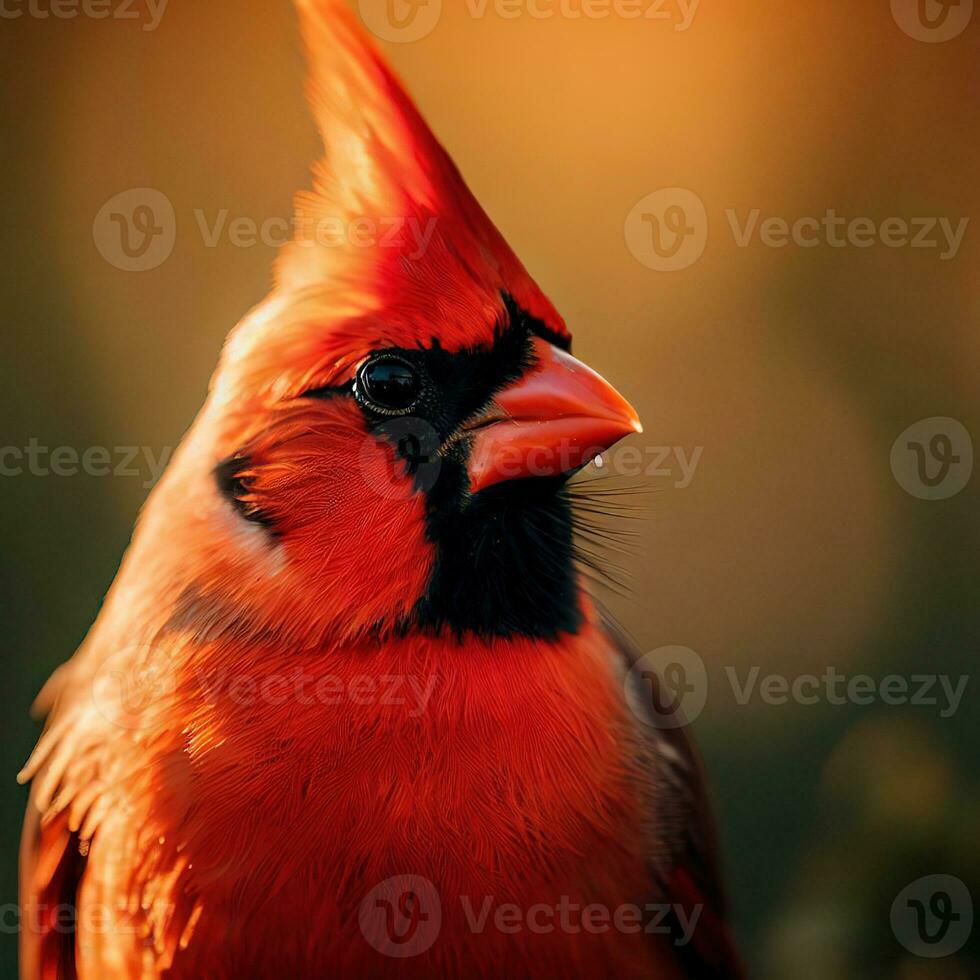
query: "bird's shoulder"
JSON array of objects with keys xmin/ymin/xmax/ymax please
[{"xmin": 597, "ymin": 604, "xmax": 745, "ymax": 979}]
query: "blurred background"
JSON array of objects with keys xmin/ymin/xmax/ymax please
[{"xmin": 1, "ymin": 0, "xmax": 978, "ymax": 976}]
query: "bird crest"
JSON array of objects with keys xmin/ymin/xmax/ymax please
[{"xmin": 214, "ymin": 0, "xmax": 566, "ymax": 409}]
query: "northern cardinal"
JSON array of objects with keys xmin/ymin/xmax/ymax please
[{"xmin": 19, "ymin": 1, "xmax": 742, "ymax": 977}]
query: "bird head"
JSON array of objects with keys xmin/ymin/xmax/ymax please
[{"xmin": 152, "ymin": 0, "xmax": 640, "ymax": 647}]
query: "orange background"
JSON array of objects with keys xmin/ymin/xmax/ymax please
[{"xmin": 2, "ymin": 1, "xmax": 978, "ymax": 975}]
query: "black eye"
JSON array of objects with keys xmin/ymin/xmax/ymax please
[{"xmin": 356, "ymin": 356, "xmax": 422, "ymax": 414}]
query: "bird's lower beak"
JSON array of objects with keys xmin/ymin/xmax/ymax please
[{"xmin": 466, "ymin": 336, "xmax": 642, "ymax": 494}]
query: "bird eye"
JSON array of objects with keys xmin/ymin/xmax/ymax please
[{"xmin": 356, "ymin": 356, "xmax": 422, "ymax": 414}]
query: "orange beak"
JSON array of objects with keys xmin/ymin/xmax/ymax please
[{"xmin": 466, "ymin": 337, "xmax": 642, "ymax": 494}]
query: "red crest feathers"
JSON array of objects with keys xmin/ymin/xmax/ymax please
[{"xmin": 268, "ymin": 0, "xmax": 567, "ymax": 352}]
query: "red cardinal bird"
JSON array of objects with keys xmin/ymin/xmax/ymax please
[{"xmin": 20, "ymin": 1, "xmax": 742, "ymax": 977}]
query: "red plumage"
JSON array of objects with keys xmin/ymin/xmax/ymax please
[{"xmin": 19, "ymin": 2, "xmax": 742, "ymax": 977}]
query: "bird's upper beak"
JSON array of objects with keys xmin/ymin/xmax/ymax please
[{"xmin": 466, "ymin": 336, "xmax": 642, "ymax": 494}]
